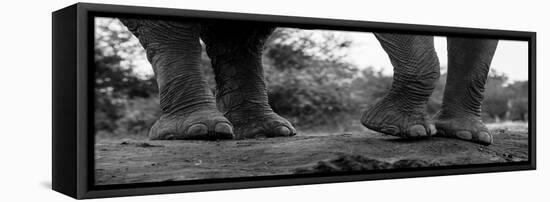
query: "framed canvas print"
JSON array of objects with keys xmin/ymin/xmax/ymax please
[{"xmin": 52, "ymin": 3, "xmax": 536, "ymax": 199}]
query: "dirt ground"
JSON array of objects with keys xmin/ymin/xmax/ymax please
[{"xmin": 95, "ymin": 122, "xmax": 529, "ymax": 185}]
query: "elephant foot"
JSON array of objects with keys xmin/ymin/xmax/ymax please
[
  {"xmin": 227, "ymin": 111, "xmax": 297, "ymax": 139},
  {"xmin": 361, "ymin": 95, "xmax": 436, "ymax": 138},
  {"xmin": 149, "ymin": 109, "xmax": 234, "ymax": 140},
  {"xmin": 434, "ymin": 113, "xmax": 492, "ymax": 145}
]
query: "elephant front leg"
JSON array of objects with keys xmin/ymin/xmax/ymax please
[
  {"xmin": 435, "ymin": 37, "xmax": 498, "ymax": 145},
  {"xmin": 361, "ymin": 33, "xmax": 440, "ymax": 138},
  {"xmin": 119, "ymin": 19, "xmax": 233, "ymax": 140},
  {"xmin": 201, "ymin": 23, "xmax": 296, "ymax": 139}
]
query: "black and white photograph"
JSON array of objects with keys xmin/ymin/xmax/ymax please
[
  {"xmin": 6, "ymin": 0, "xmax": 550, "ymax": 201},
  {"xmin": 93, "ymin": 16, "xmax": 530, "ymax": 185}
]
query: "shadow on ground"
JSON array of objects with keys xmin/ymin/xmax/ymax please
[{"xmin": 95, "ymin": 122, "xmax": 528, "ymax": 185}]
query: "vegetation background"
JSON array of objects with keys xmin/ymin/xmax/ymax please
[{"xmin": 94, "ymin": 18, "xmax": 529, "ymax": 137}]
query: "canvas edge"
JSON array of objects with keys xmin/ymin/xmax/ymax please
[{"xmin": 52, "ymin": 4, "xmax": 79, "ymax": 199}]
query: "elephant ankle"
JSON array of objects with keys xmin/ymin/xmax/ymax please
[
  {"xmin": 378, "ymin": 90, "xmax": 430, "ymax": 113},
  {"xmin": 390, "ymin": 73, "xmax": 438, "ymax": 103},
  {"xmin": 224, "ymin": 106, "xmax": 274, "ymax": 122},
  {"xmin": 162, "ymin": 102, "xmax": 218, "ymax": 117},
  {"xmin": 437, "ymin": 102, "xmax": 482, "ymax": 120}
]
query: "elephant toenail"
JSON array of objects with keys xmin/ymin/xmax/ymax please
[
  {"xmin": 478, "ymin": 132, "xmax": 492, "ymax": 144},
  {"xmin": 380, "ymin": 126, "xmax": 399, "ymax": 135},
  {"xmin": 428, "ymin": 124, "xmax": 437, "ymax": 136},
  {"xmin": 165, "ymin": 134, "xmax": 176, "ymax": 140},
  {"xmin": 186, "ymin": 124, "xmax": 208, "ymax": 136},
  {"xmin": 455, "ymin": 131, "xmax": 472, "ymax": 140},
  {"xmin": 408, "ymin": 125, "xmax": 426, "ymax": 137},
  {"xmin": 274, "ymin": 126, "xmax": 292, "ymax": 136},
  {"xmin": 215, "ymin": 122, "xmax": 233, "ymax": 135}
]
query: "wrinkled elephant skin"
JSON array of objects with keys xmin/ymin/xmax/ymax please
[{"xmin": 119, "ymin": 19, "xmax": 497, "ymax": 145}]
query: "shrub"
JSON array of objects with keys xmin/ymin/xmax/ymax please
[{"xmin": 114, "ymin": 97, "xmax": 161, "ymax": 135}]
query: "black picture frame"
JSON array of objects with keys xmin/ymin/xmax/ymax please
[{"xmin": 52, "ymin": 3, "xmax": 536, "ymax": 199}]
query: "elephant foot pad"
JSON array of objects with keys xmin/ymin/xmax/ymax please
[
  {"xmin": 149, "ymin": 110, "xmax": 234, "ymax": 140},
  {"xmin": 229, "ymin": 112, "xmax": 297, "ymax": 139},
  {"xmin": 360, "ymin": 98, "xmax": 436, "ymax": 138},
  {"xmin": 435, "ymin": 115, "xmax": 493, "ymax": 145}
]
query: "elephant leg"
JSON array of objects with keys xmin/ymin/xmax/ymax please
[
  {"xmin": 361, "ymin": 33, "xmax": 440, "ymax": 138},
  {"xmin": 119, "ymin": 19, "xmax": 233, "ymax": 140},
  {"xmin": 434, "ymin": 37, "xmax": 498, "ymax": 145},
  {"xmin": 200, "ymin": 23, "xmax": 297, "ymax": 139}
]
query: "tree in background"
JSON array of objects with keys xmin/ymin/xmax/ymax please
[
  {"xmin": 480, "ymin": 70, "xmax": 529, "ymax": 122},
  {"xmin": 505, "ymin": 81, "xmax": 529, "ymax": 121},
  {"xmin": 94, "ymin": 18, "xmax": 159, "ymax": 135},
  {"xmin": 482, "ymin": 70, "xmax": 510, "ymax": 122},
  {"xmin": 263, "ymin": 28, "xmax": 361, "ymax": 128}
]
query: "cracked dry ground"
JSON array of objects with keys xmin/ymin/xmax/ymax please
[{"xmin": 95, "ymin": 122, "xmax": 528, "ymax": 185}]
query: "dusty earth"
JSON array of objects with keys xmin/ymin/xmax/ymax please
[{"xmin": 95, "ymin": 122, "xmax": 529, "ymax": 185}]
